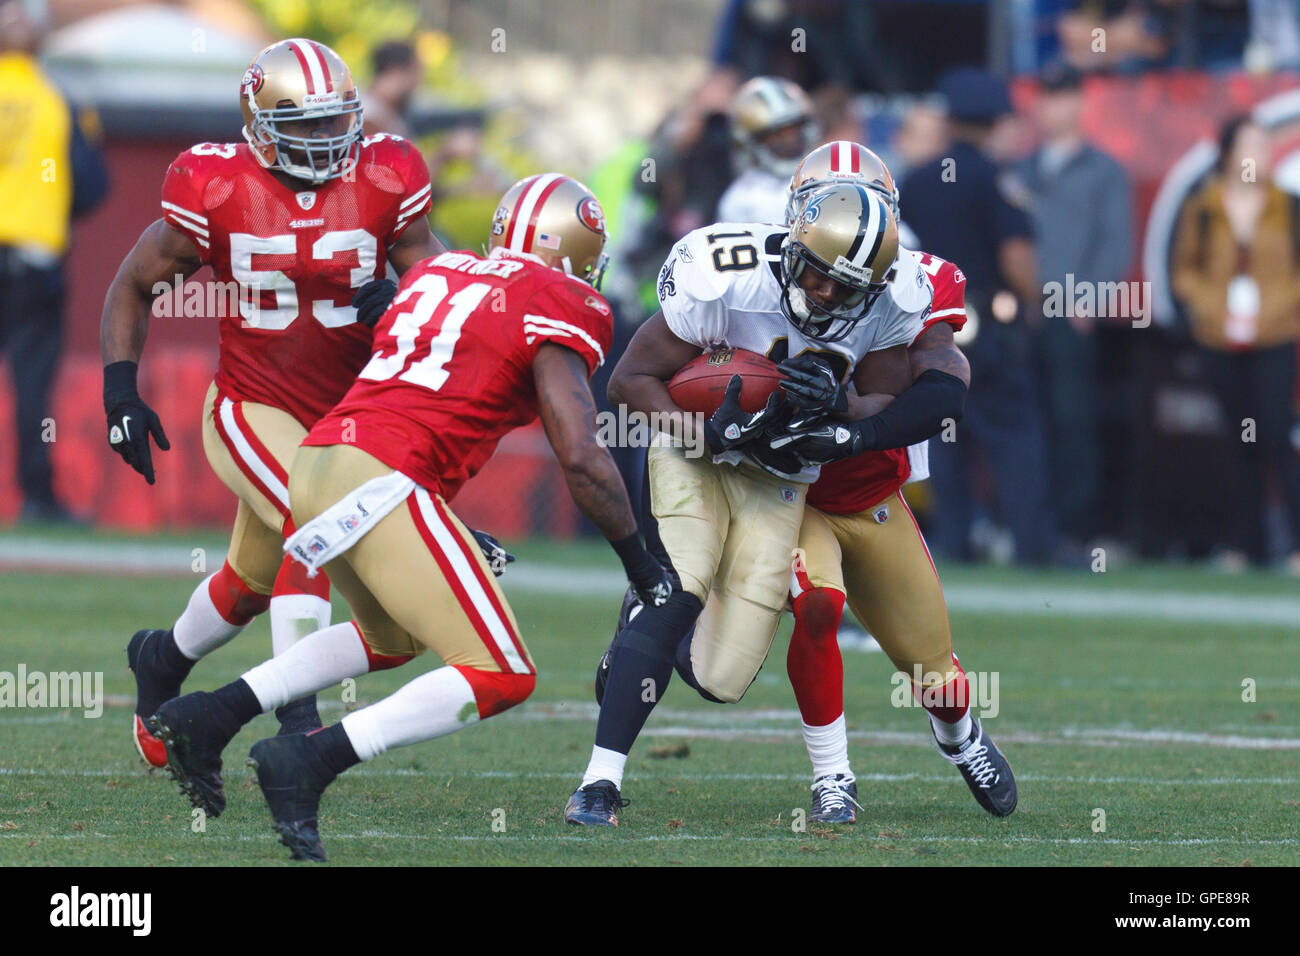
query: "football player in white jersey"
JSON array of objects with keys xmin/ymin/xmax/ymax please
[
  {"xmin": 563, "ymin": 182, "xmax": 970, "ymax": 825},
  {"xmin": 781, "ymin": 142, "xmax": 1016, "ymax": 824},
  {"xmin": 716, "ymin": 76, "xmax": 820, "ymax": 225}
]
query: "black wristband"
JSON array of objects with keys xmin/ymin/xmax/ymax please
[
  {"xmin": 103, "ymin": 360, "xmax": 140, "ymax": 411},
  {"xmin": 610, "ymin": 532, "xmax": 657, "ymax": 579}
]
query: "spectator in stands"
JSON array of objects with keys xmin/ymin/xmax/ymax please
[
  {"xmin": 899, "ymin": 67, "xmax": 1057, "ymax": 565},
  {"xmin": 1015, "ymin": 63, "xmax": 1134, "ymax": 554},
  {"xmin": 363, "ymin": 40, "xmax": 422, "ymax": 138},
  {"xmin": 1170, "ymin": 114, "xmax": 1300, "ymax": 572},
  {"xmin": 0, "ymin": 0, "xmax": 107, "ymax": 524}
]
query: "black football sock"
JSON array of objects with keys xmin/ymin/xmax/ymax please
[
  {"xmin": 156, "ymin": 629, "xmax": 196, "ymax": 682},
  {"xmin": 594, "ymin": 591, "xmax": 702, "ymax": 755},
  {"xmin": 211, "ymin": 678, "xmax": 263, "ymax": 727},
  {"xmin": 305, "ymin": 723, "xmax": 360, "ymax": 777}
]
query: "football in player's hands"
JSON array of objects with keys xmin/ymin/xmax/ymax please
[
  {"xmin": 778, "ymin": 354, "xmax": 848, "ymax": 415},
  {"xmin": 667, "ymin": 348, "xmax": 784, "ymax": 415},
  {"xmin": 352, "ymin": 278, "xmax": 398, "ymax": 328},
  {"xmin": 702, "ymin": 376, "xmax": 786, "ymax": 456}
]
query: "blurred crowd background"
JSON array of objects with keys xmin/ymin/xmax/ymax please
[{"xmin": 4, "ymin": 0, "xmax": 1300, "ymax": 575}]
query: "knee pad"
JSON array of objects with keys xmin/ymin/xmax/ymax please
[
  {"xmin": 455, "ymin": 666, "xmax": 536, "ymax": 718},
  {"xmin": 672, "ymin": 627, "xmax": 726, "ymax": 704},
  {"xmin": 792, "ymin": 587, "xmax": 846, "ymax": 643},
  {"xmin": 615, "ymin": 590, "xmax": 703, "ymax": 662}
]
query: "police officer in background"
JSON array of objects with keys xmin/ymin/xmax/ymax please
[
  {"xmin": 0, "ymin": 0, "xmax": 108, "ymax": 523},
  {"xmin": 898, "ymin": 67, "xmax": 1057, "ymax": 565}
]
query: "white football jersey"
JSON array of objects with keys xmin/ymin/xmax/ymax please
[
  {"xmin": 717, "ymin": 168, "xmax": 791, "ymax": 226},
  {"xmin": 657, "ymin": 222, "xmax": 933, "ymax": 482}
]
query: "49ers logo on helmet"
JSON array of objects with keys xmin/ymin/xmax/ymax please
[
  {"xmin": 241, "ymin": 64, "xmax": 264, "ymax": 98},
  {"xmin": 576, "ymin": 196, "xmax": 605, "ymax": 235}
]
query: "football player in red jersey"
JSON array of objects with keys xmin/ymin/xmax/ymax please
[
  {"xmin": 776, "ymin": 144, "xmax": 1016, "ymax": 822},
  {"xmin": 145, "ymin": 174, "xmax": 672, "ymax": 861},
  {"xmin": 100, "ymin": 39, "xmax": 443, "ymax": 767}
]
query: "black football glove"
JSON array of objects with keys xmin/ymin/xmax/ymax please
[
  {"xmin": 352, "ymin": 278, "xmax": 398, "ymax": 329},
  {"xmin": 611, "ymin": 533, "xmax": 673, "ymax": 608},
  {"xmin": 702, "ymin": 375, "xmax": 787, "ymax": 456},
  {"xmin": 103, "ymin": 360, "xmax": 170, "ymax": 485},
  {"xmin": 778, "ymin": 354, "xmax": 848, "ymax": 415},
  {"xmin": 468, "ymin": 528, "xmax": 515, "ymax": 577},
  {"xmin": 768, "ymin": 417, "xmax": 864, "ymax": 466}
]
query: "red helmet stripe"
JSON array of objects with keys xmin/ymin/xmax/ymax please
[
  {"xmin": 520, "ymin": 176, "xmax": 567, "ymax": 254},
  {"xmin": 504, "ymin": 175, "xmax": 541, "ymax": 250},
  {"xmin": 830, "ymin": 141, "xmax": 842, "ymax": 172},
  {"xmin": 850, "ymin": 145, "xmax": 861, "ymax": 173},
  {"xmin": 287, "ymin": 41, "xmax": 317, "ymax": 94},
  {"xmin": 308, "ymin": 40, "xmax": 334, "ymax": 93}
]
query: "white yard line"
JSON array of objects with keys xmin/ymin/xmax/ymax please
[
  {"xmin": 2, "ymin": 767, "xmax": 1295, "ymax": 785},
  {"xmin": 3, "ymin": 831, "xmax": 1295, "ymax": 847},
  {"xmin": 4, "ymin": 536, "xmax": 1300, "ymax": 626}
]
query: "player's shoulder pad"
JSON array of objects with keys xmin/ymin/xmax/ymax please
[
  {"xmin": 659, "ymin": 222, "xmax": 779, "ymax": 305},
  {"xmin": 886, "ymin": 247, "xmax": 934, "ymax": 315}
]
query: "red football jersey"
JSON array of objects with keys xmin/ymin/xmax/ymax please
[
  {"xmin": 807, "ymin": 253, "xmax": 967, "ymax": 515},
  {"xmin": 160, "ymin": 134, "xmax": 432, "ymax": 428},
  {"xmin": 305, "ymin": 249, "xmax": 614, "ymax": 502}
]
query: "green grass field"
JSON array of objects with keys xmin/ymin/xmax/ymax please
[{"xmin": 1, "ymin": 530, "xmax": 1297, "ymax": 866}]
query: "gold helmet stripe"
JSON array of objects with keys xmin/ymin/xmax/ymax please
[
  {"xmin": 507, "ymin": 172, "xmax": 564, "ymax": 252},
  {"xmin": 287, "ymin": 38, "xmax": 331, "ymax": 94}
]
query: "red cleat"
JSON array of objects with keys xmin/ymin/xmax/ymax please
[{"xmin": 134, "ymin": 713, "xmax": 168, "ymax": 768}]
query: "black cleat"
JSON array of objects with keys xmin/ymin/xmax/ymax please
[
  {"xmin": 127, "ymin": 629, "xmax": 184, "ymax": 768},
  {"xmin": 932, "ymin": 716, "xmax": 1018, "ymax": 817},
  {"xmin": 564, "ymin": 779, "xmax": 629, "ymax": 826},
  {"xmin": 810, "ymin": 773, "xmax": 862, "ymax": 824},
  {"xmin": 248, "ymin": 734, "xmax": 336, "ymax": 862},
  {"xmin": 275, "ymin": 696, "xmax": 322, "ymax": 736},
  {"xmin": 595, "ymin": 587, "xmax": 643, "ymax": 705},
  {"xmin": 147, "ymin": 691, "xmax": 242, "ymax": 817}
]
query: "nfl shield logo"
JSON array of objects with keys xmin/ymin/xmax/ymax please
[
  {"xmin": 296, "ymin": 191, "xmax": 317, "ymax": 211},
  {"xmin": 873, "ymin": 505, "xmax": 890, "ymax": 524},
  {"xmin": 781, "ymin": 487, "xmax": 797, "ymax": 504}
]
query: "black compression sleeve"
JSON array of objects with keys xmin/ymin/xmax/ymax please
[{"xmin": 851, "ymin": 369, "xmax": 967, "ymax": 451}]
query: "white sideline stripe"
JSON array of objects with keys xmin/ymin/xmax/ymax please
[
  {"xmin": 217, "ymin": 397, "xmax": 290, "ymax": 509},
  {"xmin": 2, "ymin": 767, "xmax": 1296, "ymax": 786},
  {"xmin": 412, "ymin": 488, "xmax": 530, "ymax": 674},
  {"xmin": 523, "ymin": 314, "xmax": 605, "ymax": 365},
  {"xmin": 161, "ymin": 201, "xmax": 207, "ymax": 226},
  {"xmin": 163, "ymin": 215, "xmax": 210, "ymax": 239},
  {"xmin": 5, "ymin": 832, "xmax": 1295, "ymax": 847},
  {"xmin": 399, "ymin": 184, "xmax": 431, "ymax": 210},
  {"xmin": 2, "ymin": 539, "xmax": 1300, "ymax": 627}
]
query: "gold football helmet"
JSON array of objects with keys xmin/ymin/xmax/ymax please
[
  {"xmin": 786, "ymin": 140, "xmax": 899, "ymax": 225},
  {"xmin": 780, "ymin": 182, "xmax": 898, "ymax": 342},
  {"xmin": 240, "ymin": 38, "xmax": 364, "ymax": 183},
  {"xmin": 488, "ymin": 174, "xmax": 609, "ymax": 289},
  {"xmin": 731, "ymin": 76, "xmax": 820, "ymax": 178}
]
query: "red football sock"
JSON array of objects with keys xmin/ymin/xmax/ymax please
[
  {"xmin": 915, "ymin": 657, "xmax": 970, "ymax": 724},
  {"xmin": 208, "ymin": 560, "xmax": 271, "ymax": 625},
  {"xmin": 786, "ymin": 586, "xmax": 847, "ymax": 727}
]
